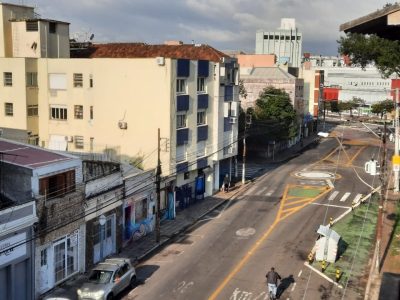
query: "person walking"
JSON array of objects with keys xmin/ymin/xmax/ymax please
[
  {"xmin": 223, "ymin": 174, "xmax": 230, "ymax": 192},
  {"xmin": 266, "ymin": 267, "xmax": 281, "ymax": 300}
]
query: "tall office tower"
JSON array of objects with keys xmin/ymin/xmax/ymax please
[{"xmin": 256, "ymin": 18, "xmax": 302, "ymax": 68}]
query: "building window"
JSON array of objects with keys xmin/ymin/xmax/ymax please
[
  {"xmin": 197, "ymin": 111, "xmax": 206, "ymax": 125},
  {"xmin": 184, "ymin": 172, "xmax": 190, "ymax": 180},
  {"xmin": 90, "ymin": 137, "xmax": 94, "ymax": 151},
  {"xmin": 176, "ymin": 79, "xmax": 186, "ymax": 94},
  {"xmin": 54, "ymin": 235, "xmax": 78, "ymax": 283},
  {"xmin": 50, "ymin": 106, "xmax": 67, "ymax": 120},
  {"xmin": 5, "ymin": 103, "xmax": 13, "ymax": 116},
  {"xmin": 73, "ymin": 73, "xmax": 83, "ymax": 88},
  {"xmin": 27, "ymin": 104, "xmax": 38, "ymax": 116},
  {"xmin": 39, "ymin": 170, "xmax": 75, "ymax": 197},
  {"xmin": 197, "ymin": 77, "xmax": 205, "ymax": 92},
  {"xmin": 176, "ymin": 145, "xmax": 187, "ymax": 162},
  {"xmin": 40, "ymin": 248, "xmax": 47, "ymax": 267},
  {"xmin": 89, "ymin": 77, "xmax": 93, "ymax": 88},
  {"xmin": 177, "ymin": 114, "xmax": 187, "ymax": 129},
  {"xmin": 26, "ymin": 20, "xmax": 38, "ymax": 32},
  {"xmin": 197, "ymin": 141, "xmax": 206, "ymax": 157},
  {"xmin": 74, "ymin": 105, "xmax": 83, "ymax": 119},
  {"xmin": 49, "ymin": 22, "xmax": 57, "ymax": 34},
  {"xmin": 74, "ymin": 136, "xmax": 84, "ymax": 149},
  {"xmin": 90, "ymin": 106, "xmax": 93, "ymax": 120},
  {"xmin": 269, "ymin": 35, "xmax": 274, "ymax": 39},
  {"xmin": 4, "ymin": 72, "xmax": 12, "ymax": 86},
  {"xmin": 26, "ymin": 72, "xmax": 38, "ymax": 87}
]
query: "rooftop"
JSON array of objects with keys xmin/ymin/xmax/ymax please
[
  {"xmin": 10, "ymin": 18, "xmax": 70, "ymax": 25},
  {"xmin": 340, "ymin": 4, "xmax": 400, "ymax": 40},
  {"xmin": 241, "ymin": 67, "xmax": 296, "ymax": 80},
  {"xmin": 71, "ymin": 43, "xmax": 230, "ymax": 62},
  {"xmin": 0, "ymin": 138, "xmax": 75, "ymax": 169}
]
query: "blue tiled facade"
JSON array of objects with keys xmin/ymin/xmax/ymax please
[
  {"xmin": 177, "ymin": 95, "xmax": 189, "ymax": 111},
  {"xmin": 197, "ymin": 94, "xmax": 208, "ymax": 109}
]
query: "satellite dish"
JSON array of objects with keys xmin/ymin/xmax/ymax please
[{"xmin": 89, "ymin": 34, "xmax": 94, "ymax": 41}]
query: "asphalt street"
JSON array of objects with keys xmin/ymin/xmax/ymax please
[{"xmin": 122, "ymin": 124, "xmax": 383, "ymax": 300}]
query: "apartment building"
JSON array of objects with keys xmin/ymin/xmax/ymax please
[
  {"xmin": 256, "ymin": 18, "xmax": 302, "ymax": 68},
  {"xmin": 0, "ymin": 3, "xmax": 239, "ymax": 197}
]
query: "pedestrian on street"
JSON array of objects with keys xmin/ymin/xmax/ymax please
[
  {"xmin": 266, "ymin": 267, "xmax": 281, "ymax": 300},
  {"xmin": 223, "ymin": 174, "xmax": 230, "ymax": 192}
]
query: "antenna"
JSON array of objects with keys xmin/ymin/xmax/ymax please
[{"xmin": 89, "ymin": 34, "xmax": 94, "ymax": 41}]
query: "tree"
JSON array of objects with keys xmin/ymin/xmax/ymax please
[
  {"xmin": 238, "ymin": 79, "xmax": 248, "ymax": 100},
  {"xmin": 350, "ymin": 97, "xmax": 365, "ymax": 116},
  {"xmin": 338, "ymin": 33, "xmax": 400, "ymax": 77},
  {"xmin": 252, "ymin": 86, "xmax": 297, "ymax": 141},
  {"xmin": 371, "ymin": 99, "xmax": 394, "ymax": 118}
]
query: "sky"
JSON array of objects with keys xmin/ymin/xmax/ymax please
[{"xmin": 14, "ymin": 0, "xmax": 396, "ymax": 55}]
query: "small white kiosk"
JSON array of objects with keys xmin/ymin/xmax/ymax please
[{"xmin": 315, "ymin": 225, "xmax": 341, "ymax": 263}]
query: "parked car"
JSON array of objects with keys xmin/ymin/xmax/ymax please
[{"xmin": 77, "ymin": 258, "xmax": 136, "ymax": 300}]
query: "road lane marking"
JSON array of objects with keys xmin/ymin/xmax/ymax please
[
  {"xmin": 352, "ymin": 193, "xmax": 363, "ymax": 204},
  {"xmin": 346, "ymin": 146, "xmax": 366, "ymax": 166},
  {"xmin": 208, "ymin": 185, "xmax": 332, "ymax": 300},
  {"xmin": 291, "ymin": 282, "xmax": 297, "ymax": 292},
  {"xmin": 328, "ymin": 191, "xmax": 339, "ymax": 201},
  {"xmin": 311, "ymin": 203, "xmax": 351, "ymax": 209},
  {"xmin": 298, "ymin": 270, "xmax": 302, "ymax": 277},
  {"xmin": 339, "ymin": 192, "xmax": 351, "ymax": 202}
]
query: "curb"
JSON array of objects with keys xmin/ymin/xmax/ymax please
[
  {"xmin": 135, "ymin": 183, "xmax": 250, "ymax": 265},
  {"xmin": 304, "ymin": 261, "xmax": 343, "ymax": 288}
]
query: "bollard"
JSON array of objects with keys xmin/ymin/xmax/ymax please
[
  {"xmin": 321, "ymin": 260, "xmax": 326, "ymax": 272},
  {"xmin": 335, "ymin": 268, "xmax": 341, "ymax": 282},
  {"xmin": 351, "ymin": 201, "xmax": 356, "ymax": 211},
  {"xmin": 329, "ymin": 217, "xmax": 333, "ymax": 227}
]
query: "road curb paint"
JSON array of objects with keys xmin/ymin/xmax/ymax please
[{"xmin": 304, "ymin": 261, "xmax": 343, "ymax": 289}]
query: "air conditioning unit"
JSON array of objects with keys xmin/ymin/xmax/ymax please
[
  {"xmin": 118, "ymin": 121, "xmax": 128, "ymax": 130},
  {"xmin": 65, "ymin": 136, "xmax": 73, "ymax": 142},
  {"xmin": 156, "ymin": 57, "xmax": 165, "ymax": 66},
  {"xmin": 229, "ymin": 117, "xmax": 237, "ymax": 124}
]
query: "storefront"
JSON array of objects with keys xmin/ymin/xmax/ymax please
[
  {"xmin": 0, "ymin": 201, "xmax": 37, "ymax": 300},
  {"xmin": 38, "ymin": 229, "xmax": 80, "ymax": 294}
]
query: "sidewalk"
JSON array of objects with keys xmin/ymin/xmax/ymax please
[
  {"xmin": 43, "ymin": 182, "xmax": 248, "ymax": 300},
  {"xmin": 43, "ymin": 134, "xmax": 319, "ymax": 300}
]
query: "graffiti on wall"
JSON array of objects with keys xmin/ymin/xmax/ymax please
[{"xmin": 125, "ymin": 215, "xmax": 154, "ymax": 242}]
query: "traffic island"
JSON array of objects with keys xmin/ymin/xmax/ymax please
[{"xmin": 308, "ymin": 193, "xmax": 379, "ymax": 293}]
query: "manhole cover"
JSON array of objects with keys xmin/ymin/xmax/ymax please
[{"xmin": 236, "ymin": 227, "xmax": 256, "ymax": 237}]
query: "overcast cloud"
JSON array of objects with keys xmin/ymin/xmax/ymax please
[{"xmin": 17, "ymin": 0, "xmax": 394, "ymax": 55}]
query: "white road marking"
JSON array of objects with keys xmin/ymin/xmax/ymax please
[
  {"xmin": 326, "ymin": 179, "xmax": 334, "ymax": 189},
  {"xmin": 298, "ymin": 270, "xmax": 302, "ymax": 277},
  {"xmin": 328, "ymin": 191, "xmax": 339, "ymax": 201},
  {"xmin": 266, "ymin": 189, "xmax": 275, "ymax": 196},
  {"xmin": 352, "ymin": 193, "xmax": 363, "ymax": 204},
  {"xmin": 339, "ymin": 192, "xmax": 351, "ymax": 202},
  {"xmin": 311, "ymin": 203, "xmax": 351, "ymax": 209},
  {"xmin": 291, "ymin": 282, "xmax": 297, "ymax": 292}
]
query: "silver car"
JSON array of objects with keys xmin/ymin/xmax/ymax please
[{"xmin": 77, "ymin": 258, "xmax": 137, "ymax": 300}]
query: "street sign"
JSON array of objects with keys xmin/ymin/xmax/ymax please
[{"xmin": 393, "ymin": 155, "xmax": 400, "ymax": 165}]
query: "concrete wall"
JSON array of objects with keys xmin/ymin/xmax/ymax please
[{"xmin": 237, "ymin": 54, "xmax": 276, "ymax": 68}]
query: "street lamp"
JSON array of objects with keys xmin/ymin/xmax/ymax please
[{"xmin": 99, "ymin": 215, "xmax": 106, "ymax": 261}]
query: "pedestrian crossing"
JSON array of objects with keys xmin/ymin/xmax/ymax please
[
  {"xmin": 232, "ymin": 163, "xmax": 273, "ymax": 180},
  {"xmin": 326, "ymin": 190, "xmax": 363, "ymax": 204}
]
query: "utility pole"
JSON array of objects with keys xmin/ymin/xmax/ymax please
[
  {"xmin": 242, "ymin": 113, "xmax": 252, "ymax": 184},
  {"xmin": 394, "ymin": 88, "xmax": 400, "ymax": 192},
  {"xmin": 377, "ymin": 113, "xmax": 387, "ymax": 270},
  {"xmin": 155, "ymin": 128, "xmax": 162, "ymax": 243}
]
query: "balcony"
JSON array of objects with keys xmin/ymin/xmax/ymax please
[
  {"xmin": 197, "ymin": 94, "xmax": 208, "ymax": 109},
  {"xmin": 177, "ymin": 95, "xmax": 189, "ymax": 111}
]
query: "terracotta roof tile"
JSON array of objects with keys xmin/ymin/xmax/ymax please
[{"xmin": 71, "ymin": 43, "xmax": 230, "ymax": 62}]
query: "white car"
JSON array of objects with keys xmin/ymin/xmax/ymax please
[{"xmin": 77, "ymin": 258, "xmax": 136, "ymax": 300}]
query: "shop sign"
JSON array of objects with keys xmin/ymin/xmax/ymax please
[{"xmin": 0, "ymin": 232, "xmax": 27, "ymax": 266}]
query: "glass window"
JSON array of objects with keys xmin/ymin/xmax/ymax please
[
  {"xmin": 176, "ymin": 145, "xmax": 187, "ymax": 162},
  {"xmin": 5, "ymin": 103, "xmax": 13, "ymax": 116},
  {"xmin": 197, "ymin": 77, "xmax": 205, "ymax": 92},
  {"xmin": 90, "ymin": 106, "xmax": 94, "ymax": 120},
  {"xmin": 177, "ymin": 114, "xmax": 187, "ymax": 129},
  {"xmin": 74, "ymin": 105, "xmax": 83, "ymax": 119},
  {"xmin": 26, "ymin": 72, "xmax": 38, "ymax": 87},
  {"xmin": 49, "ymin": 22, "xmax": 56, "ymax": 34},
  {"xmin": 27, "ymin": 105, "xmax": 38, "ymax": 116},
  {"xmin": 50, "ymin": 106, "xmax": 67, "ymax": 120},
  {"xmin": 26, "ymin": 20, "xmax": 38, "ymax": 31},
  {"xmin": 89, "ymin": 270, "xmax": 113, "ymax": 284},
  {"xmin": 4, "ymin": 72, "xmax": 12, "ymax": 86},
  {"xmin": 40, "ymin": 248, "xmax": 47, "ymax": 267},
  {"xmin": 197, "ymin": 141, "xmax": 206, "ymax": 157},
  {"xmin": 54, "ymin": 242, "xmax": 66, "ymax": 283},
  {"xmin": 74, "ymin": 136, "xmax": 84, "ymax": 149},
  {"xmin": 73, "ymin": 73, "xmax": 83, "ymax": 88},
  {"xmin": 176, "ymin": 79, "xmax": 186, "ymax": 93},
  {"xmin": 197, "ymin": 111, "xmax": 206, "ymax": 125}
]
